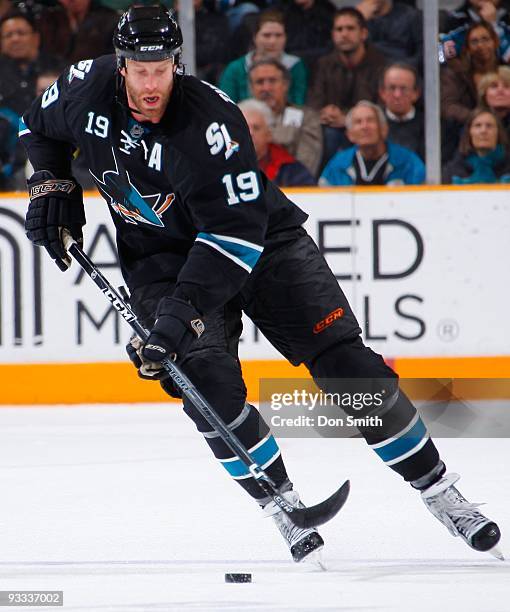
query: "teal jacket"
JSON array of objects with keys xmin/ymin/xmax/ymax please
[
  {"xmin": 218, "ymin": 51, "xmax": 308, "ymax": 104},
  {"xmin": 443, "ymin": 146, "xmax": 510, "ymax": 185},
  {"xmin": 320, "ymin": 141, "xmax": 426, "ymax": 186}
]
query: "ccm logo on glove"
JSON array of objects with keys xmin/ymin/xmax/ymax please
[
  {"xmin": 25, "ymin": 170, "xmax": 85, "ymax": 272},
  {"xmin": 145, "ymin": 344, "xmax": 167, "ymax": 354},
  {"xmin": 29, "ymin": 179, "xmax": 77, "ymax": 199}
]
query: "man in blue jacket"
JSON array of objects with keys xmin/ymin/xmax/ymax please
[{"xmin": 320, "ymin": 100, "xmax": 425, "ymax": 186}]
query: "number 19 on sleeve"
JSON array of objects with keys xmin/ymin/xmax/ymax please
[{"xmin": 222, "ymin": 171, "xmax": 260, "ymax": 205}]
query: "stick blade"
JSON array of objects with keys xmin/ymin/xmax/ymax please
[{"xmin": 286, "ymin": 479, "xmax": 350, "ymax": 529}]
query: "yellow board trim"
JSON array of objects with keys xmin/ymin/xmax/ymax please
[
  {"xmin": 0, "ymin": 361, "xmax": 308, "ymax": 405},
  {"xmin": 394, "ymin": 356, "xmax": 510, "ymax": 400},
  {"xmin": 282, "ymin": 184, "xmax": 510, "ymax": 194},
  {"xmin": 393, "ymin": 355, "xmax": 510, "ymax": 378},
  {"xmin": 1, "ymin": 357, "xmax": 509, "ymax": 405},
  {"xmin": 3, "ymin": 184, "xmax": 510, "ymax": 201}
]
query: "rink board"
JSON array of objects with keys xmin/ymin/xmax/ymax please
[{"xmin": 1, "ymin": 185, "xmax": 509, "ymax": 403}]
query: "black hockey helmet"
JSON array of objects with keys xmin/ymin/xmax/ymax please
[{"xmin": 113, "ymin": 4, "xmax": 183, "ymax": 66}]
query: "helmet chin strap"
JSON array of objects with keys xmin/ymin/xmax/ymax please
[{"xmin": 114, "ymin": 69, "xmax": 144, "ymax": 116}]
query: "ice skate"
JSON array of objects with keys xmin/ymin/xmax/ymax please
[
  {"xmin": 264, "ymin": 489, "xmax": 325, "ymax": 564},
  {"xmin": 421, "ymin": 473, "xmax": 502, "ymax": 558}
]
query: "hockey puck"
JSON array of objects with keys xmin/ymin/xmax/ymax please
[{"xmin": 225, "ymin": 573, "xmax": 252, "ymax": 583}]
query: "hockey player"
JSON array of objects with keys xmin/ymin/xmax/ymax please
[{"xmin": 21, "ymin": 5, "xmax": 501, "ymax": 563}]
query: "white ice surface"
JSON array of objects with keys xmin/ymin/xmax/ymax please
[{"xmin": 0, "ymin": 403, "xmax": 508, "ymax": 612}]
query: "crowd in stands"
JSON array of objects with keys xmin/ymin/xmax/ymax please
[{"xmin": 2, "ymin": 0, "xmax": 510, "ymax": 189}]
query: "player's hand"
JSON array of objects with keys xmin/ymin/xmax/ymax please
[
  {"xmin": 25, "ymin": 170, "xmax": 85, "ymax": 271},
  {"xmin": 127, "ymin": 334, "xmax": 183, "ymax": 398},
  {"xmin": 127, "ymin": 334, "xmax": 168, "ymax": 379},
  {"xmin": 142, "ymin": 297, "xmax": 204, "ymax": 363}
]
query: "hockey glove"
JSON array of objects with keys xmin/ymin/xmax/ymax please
[
  {"xmin": 25, "ymin": 170, "xmax": 85, "ymax": 271},
  {"xmin": 127, "ymin": 334, "xmax": 168, "ymax": 380},
  {"xmin": 126, "ymin": 335, "xmax": 183, "ymax": 399},
  {"xmin": 142, "ymin": 297, "xmax": 204, "ymax": 363}
]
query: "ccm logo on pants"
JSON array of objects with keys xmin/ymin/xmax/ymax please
[{"xmin": 313, "ymin": 308, "xmax": 344, "ymax": 334}]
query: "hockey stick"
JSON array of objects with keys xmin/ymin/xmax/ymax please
[{"xmin": 63, "ymin": 235, "xmax": 349, "ymax": 528}]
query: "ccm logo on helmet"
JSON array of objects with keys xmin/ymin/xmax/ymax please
[
  {"xmin": 139, "ymin": 44, "xmax": 164, "ymax": 51},
  {"xmin": 313, "ymin": 308, "xmax": 344, "ymax": 334}
]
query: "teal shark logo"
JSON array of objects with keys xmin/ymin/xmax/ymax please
[{"xmin": 90, "ymin": 148, "xmax": 174, "ymax": 227}]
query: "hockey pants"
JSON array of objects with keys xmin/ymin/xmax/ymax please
[{"xmin": 130, "ymin": 231, "xmax": 444, "ymax": 501}]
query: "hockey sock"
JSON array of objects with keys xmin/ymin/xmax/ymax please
[
  {"xmin": 200, "ymin": 402, "xmax": 290, "ymax": 500},
  {"xmin": 310, "ymin": 339, "xmax": 445, "ymax": 484},
  {"xmin": 360, "ymin": 390, "xmax": 444, "ymax": 483}
]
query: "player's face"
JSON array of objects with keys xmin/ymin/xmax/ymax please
[
  {"xmin": 250, "ymin": 65, "xmax": 288, "ymax": 113},
  {"xmin": 242, "ymin": 109, "xmax": 272, "ymax": 160},
  {"xmin": 485, "ymin": 78, "xmax": 510, "ymax": 110},
  {"xmin": 254, "ymin": 22, "xmax": 286, "ymax": 58},
  {"xmin": 347, "ymin": 106, "xmax": 384, "ymax": 147},
  {"xmin": 332, "ymin": 15, "xmax": 367, "ymax": 54},
  {"xmin": 122, "ymin": 59, "xmax": 175, "ymax": 123},
  {"xmin": 0, "ymin": 17, "xmax": 40, "ymax": 61},
  {"xmin": 470, "ymin": 112, "xmax": 498, "ymax": 151},
  {"xmin": 379, "ymin": 68, "xmax": 419, "ymax": 116}
]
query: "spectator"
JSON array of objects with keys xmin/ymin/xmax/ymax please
[
  {"xmin": 0, "ymin": 11, "xmax": 60, "ymax": 116},
  {"xmin": 441, "ymin": 21, "xmax": 500, "ymax": 127},
  {"xmin": 443, "ymin": 107, "xmax": 510, "ymax": 182},
  {"xmin": 37, "ymin": 0, "xmax": 118, "ymax": 64},
  {"xmin": 307, "ymin": 7, "xmax": 387, "ymax": 164},
  {"xmin": 3, "ymin": 68, "xmax": 65, "ymax": 192},
  {"xmin": 219, "ymin": 10, "xmax": 308, "ymax": 104},
  {"xmin": 239, "ymin": 98, "xmax": 316, "ymax": 186},
  {"xmin": 441, "ymin": 1, "xmax": 510, "ymax": 62},
  {"xmin": 478, "ymin": 65, "xmax": 510, "ymax": 128},
  {"xmin": 378, "ymin": 62, "xmax": 424, "ymax": 159},
  {"xmin": 443, "ymin": 0, "xmax": 507, "ymax": 28},
  {"xmin": 320, "ymin": 100, "xmax": 425, "ymax": 186},
  {"xmin": 0, "ymin": 109, "xmax": 22, "ymax": 189},
  {"xmin": 35, "ymin": 69, "xmax": 61, "ymax": 97},
  {"xmin": 283, "ymin": 0, "xmax": 336, "ymax": 72},
  {"xmin": 0, "ymin": 0, "xmax": 11, "ymax": 20},
  {"xmin": 207, "ymin": 0, "xmax": 260, "ymax": 33},
  {"xmin": 249, "ymin": 58, "xmax": 323, "ymax": 176},
  {"xmin": 175, "ymin": 0, "xmax": 229, "ymax": 84},
  {"xmin": 356, "ymin": 0, "xmax": 423, "ymax": 68}
]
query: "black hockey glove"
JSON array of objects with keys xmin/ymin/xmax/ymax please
[
  {"xmin": 127, "ymin": 334, "xmax": 168, "ymax": 380},
  {"xmin": 25, "ymin": 170, "xmax": 85, "ymax": 271},
  {"xmin": 142, "ymin": 297, "xmax": 204, "ymax": 363},
  {"xmin": 126, "ymin": 335, "xmax": 183, "ymax": 399}
]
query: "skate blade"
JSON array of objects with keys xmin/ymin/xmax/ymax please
[
  {"xmin": 488, "ymin": 546, "xmax": 505, "ymax": 561},
  {"xmin": 301, "ymin": 546, "xmax": 327, "ymax": 571}
]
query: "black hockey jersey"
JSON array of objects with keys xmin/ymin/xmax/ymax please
[{"xmin": 20, "ymin": 55, "xmax": 308, "ymax": 314}]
